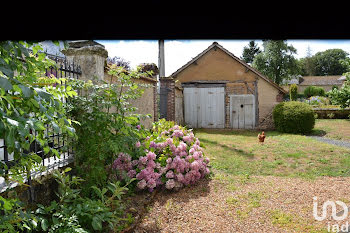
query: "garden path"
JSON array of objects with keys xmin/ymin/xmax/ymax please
[{"xmin": 308, "ymin": 136, "xmax": 350, "ymax": 149}]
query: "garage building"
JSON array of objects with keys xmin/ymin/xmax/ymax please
[{"xmin": 160, "ymin": 42, "xmax": 287, "ymax": 129}]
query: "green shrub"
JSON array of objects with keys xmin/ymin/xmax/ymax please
[
  {"xmin": 273, "ymin": 101, "xmax": 315, "ymax": 134},
  {"xmin": 304, "ymin": 86, "xmax": 325, "ymax": 97},
  {"xmin": 289, "ymin": 84, "xmax": 298, "ymax": 101},
  {"xmin": 327, "ymin": 73, "xmax": 350, "ymax": 108}
]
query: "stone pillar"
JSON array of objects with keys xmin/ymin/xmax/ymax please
[
  {"xmin": 159, "ymin": 77, "xmax": 175, "ymax": 121},
  {"xmin": 62, "ymin": 40, "xmax": 108, "ymax": 83}
]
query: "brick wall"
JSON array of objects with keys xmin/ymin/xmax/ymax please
[{"xmin": 159, "ymin": 77, "xmax": 175, "ymax": 121}]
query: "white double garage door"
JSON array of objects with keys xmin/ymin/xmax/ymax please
[{"xmin": 184, "ymin": 87, "xmax": 255, "ymax": 129}]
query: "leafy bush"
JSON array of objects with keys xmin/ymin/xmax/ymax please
[
  {"xmin": 273, "ymin": 101, "xmax": 315, "ymax": 134},
  {"xmin": 34, "ymin": 168, "xmax": 132, "ymax": 232},
  {"xmin": 289, "ymin": 84, "xmax": 298, "ymax": 101},
  {"xmin": 0, "ymin": 196, "xmax": 39, "ymax": 232},
  {"xmin": 109, "ymin": 119, "xmax": 210, "ymax": 192},
  {"xmin": 327, "ymin": 73, "xmax": 350, "ymax": 108},
  {"xmin": 303, "ymin": 85, "xmax": 325, "ymax": 98},
  {"xmin": 67, "ymin": 65, "xmax": 150, "ymax": 193}
]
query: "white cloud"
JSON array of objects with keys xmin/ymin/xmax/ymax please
[
  {"xmin": 99, "ymin": 40, "xmax": 158, "ymax": 69},
  {"xmin": 98, "ymin": 39, "xmax": 350, "ymax": 77},
  {"xmin": 288, "ymin": 40, "xmax": 350, "ymax": 58}
]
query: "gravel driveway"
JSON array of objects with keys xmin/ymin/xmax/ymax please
[
  {"xmin": 132, "ymin": 175, "xmax": 350, "ymax": 232},
  {"xmin": 308, "ymin": 136, "xmax": 350, "ymax": 149}
]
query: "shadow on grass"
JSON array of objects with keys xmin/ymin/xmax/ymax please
[
  {"xmin": 200, "ymin": 137, "xmax": 255, "ymax": 158},
  {"xmin": 308, "ymin": 129, "xmax": 327, "ymax": 137}
]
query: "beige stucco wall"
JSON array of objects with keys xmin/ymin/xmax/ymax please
[
  {"xmin": 174, "ymin": 48, "xmax": 256, "ymax": 85},
  {"xmin": 104, "ymin": 72, "xmax": 156, "ymax": 128},
  {"xmin": 257, "ymin": 78, "xmax": 280, "ymax": 122},
  {"xmin": 173, "ymin": 48, "xmax": 282, "ymax": 127}
]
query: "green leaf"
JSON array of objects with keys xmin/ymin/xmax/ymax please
[
  {"xmin": 43, "ymin": 146, "xmax": 50, "ymax": 154},
  {"xmin": 30, "ymin": 98, "xmax": 39, "ymax": 108},
  {"xmin": 34, "ymin": 88, "xmax": 52, "ymax": 101},
  {"xmin": 41, "ymin": 218, "xmax": 49, "ymax": 231},
  {"xmin": 64, "ymin": 167, "xmax": 72, "ymax": 173},
  {"xmin": 0, "ymin": 197, "xmax": 13, "ymax": 210},
  {"xmin": 39, "ymin": 103, "xmax": 47, "ymax": 112},
  {"xmin": 66, "ymin": 126, "xmax": 76, "ymax": 136},
  {"xmin": 31, "ymin": 219, "xmax": 38, "ymax": 228},
  {"xmin": 92, "ymin": 217, "xmax": 102, "ymax": 230},
  {"xmin": 34, "ymin": 121, "xmax": 46, "ymax": 131},
  {"xmin": 18, "ymin": 84, "xmax": 33, "ymax": 97},
  {"xmin": 0, "ymin": 66, "xmax": 14, "ymax": 78},
  {"xmin": 52, "ymin": 122, "xmax": 60, "ymax": 132},
  {"xmin": 0, "ymin": 76, "xmax": 13, "ymax": 91},
  {"xmin": 52, "ymin": 215, "xmax": 59, "ymax": 225}
]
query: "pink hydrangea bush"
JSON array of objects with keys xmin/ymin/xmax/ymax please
[{"xmin": 110, "ymin": 120, "xmax": 210, "ymax": 192}]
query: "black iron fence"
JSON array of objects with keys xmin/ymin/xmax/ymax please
[{"xmin": 0, "ymin": 51, "xmax": 81, "ymax": 198}]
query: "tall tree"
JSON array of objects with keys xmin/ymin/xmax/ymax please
[
  {"xmin": 297, "ymin": 46, "xmax": 316, "ymax": 76},
  {"xmin": 252, "ymin": 40, "xmax": 299, "ymax": 85},
  {"xmin": 313, "ymin": 49, "xmax": 350, "ymax": 75},
  {"xmin": 241, "ymin": 40, "xmax": 261, "ymax": 64}
]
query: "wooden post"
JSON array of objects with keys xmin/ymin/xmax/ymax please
[{"xmin": 254, "ymin": 80, "xmax": 259, "ymax": 128}]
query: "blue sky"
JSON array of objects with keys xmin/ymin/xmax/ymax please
[{"xmin": 97, "ymin": 40, "xmax": 350, "ymax": 76}]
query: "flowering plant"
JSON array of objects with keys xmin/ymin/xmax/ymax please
[
  {"xmin": 306, "ymin": 96, "xmax": 330, "ymax": 106},
  {"xmin": 110, "ymin": 119, "xmax": 210, "ymax": 192}
]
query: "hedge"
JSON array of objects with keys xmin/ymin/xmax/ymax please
[{"xmin": 273, "ymin": 101, "xmax": 315, "ymax": 134}]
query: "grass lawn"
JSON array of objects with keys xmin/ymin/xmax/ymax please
[
  {"xmin": 312, "ymin": 119, "xmax": 350, "ymax": 142},
  {"xmin": 192, "ymin": 128, "xmax": 350, "ymax": 232},
  {"xmin": 195, "ymin": 128, "xmax": 350, "ymax": 179}
]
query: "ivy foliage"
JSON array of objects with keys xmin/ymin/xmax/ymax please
[{"xmin": 0, "ymin": 41, "xmax": 77, "ymax": 182}]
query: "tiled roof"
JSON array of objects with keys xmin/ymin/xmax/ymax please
[
  {"xmin": 299, "ymin": 75, "xmax": 345, "ymax": 86},
  {"xmin": 170, "ymin": 42, "xmax": 287, "ymax": 94}
]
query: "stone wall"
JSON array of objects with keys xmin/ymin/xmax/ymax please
[
  {"xmin": 62, "ymin": 40, "xmax": 107, "ymax": 83},
  {"xmin": 63, "ymin": 40, "xmax": 158, "ymax": 128},
  {"xmin": 313, "ymin": 108, "xmax": 350, "ymax": 119}
]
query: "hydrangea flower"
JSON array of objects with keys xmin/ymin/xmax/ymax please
[{"xmin": 110, "ymin": 121, "xmax": 210, "ymax": 192}]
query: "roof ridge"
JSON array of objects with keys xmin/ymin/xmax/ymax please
[{"xmin": 170, "ymin": 41, "xmax": 286, "ymax": 93}]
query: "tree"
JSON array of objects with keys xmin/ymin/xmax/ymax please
[
  {"xmin": 313, "ymin": 49, "xmax": 349, "ymax": 75},
  {"xmin": 252, "ymin": 40, "xmax": 299, "ymax": 85},
  {"xmin": 241, "ymin": 41, "xmax": 261, "ymax": 64},
  {"xmin": 289, "ymin": 84, "xmax": 298, "ymax": 101},
  {"xmin": 298, "ymin": 46, "xmax": 316, "ymax": 76}
]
